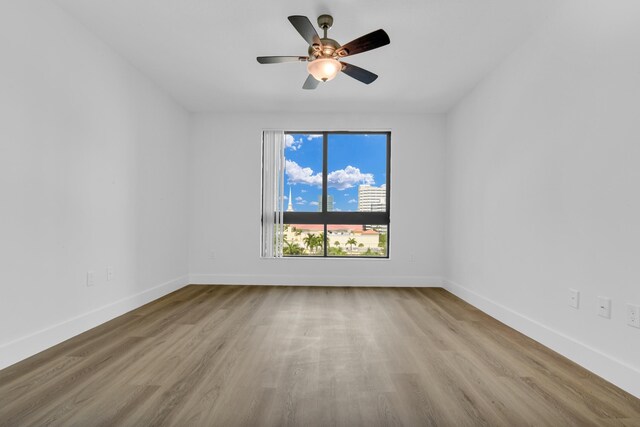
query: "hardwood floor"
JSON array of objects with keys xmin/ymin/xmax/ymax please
[{"xmin": 1, "ymin": 285, "xmax": 639, "ymax": 426}]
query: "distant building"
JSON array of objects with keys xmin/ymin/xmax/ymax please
[
  {"xmin": 358, "ymin": 185, "xmax": 387, "ymax": 232},
  {"xmin": 286, "ymin": 187, "xmax": 294, "ymax": 212},
  {"xmin": 358, "ymin": 185, "xmax": 386, "ymax": 212},
  {"xmin": 317, "ymin": 195, "xmax": 334, "ymax": 212}
]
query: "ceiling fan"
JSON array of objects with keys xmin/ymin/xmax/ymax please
[{"xmin": 257, "ymin": 15, "xmax": 390, "ymax": 89}]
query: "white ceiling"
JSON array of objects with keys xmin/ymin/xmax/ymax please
[{"xmin": 55, "ymin": 0, "xmax": 558, "ymax": 113}]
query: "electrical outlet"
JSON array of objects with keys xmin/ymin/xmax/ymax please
[
  {"xmin": 627, "ymin": 304, "xmax": 640, "ymax": 328},
  {"xmin": 597, "ymin": 296, "xmax": 611, "ymax": 319},
  {"xmin": 107, "ymin": 266, "xmax": 114, "ymax": 281},
  {"xmin": 568, "ymin": 289, "xmax": 580, "ymax": 309},
  {"xmin": 86, "ymin": 271, "xmax": 95, "ymax": 287}
]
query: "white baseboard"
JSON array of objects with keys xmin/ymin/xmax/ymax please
[
  {"xmin": 443, "ymin": 278, "xmax": 640, "ymax": 399},
  {"xmin": 189, "ymin": 273, "xmax": 443, "ymax": 287},
  {"xmin": 0, "ymin": 275, "xmax": 189, "ymax": 371}
]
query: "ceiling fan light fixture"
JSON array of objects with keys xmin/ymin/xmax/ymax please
[
  {"xmin": 307, "ymin": 58, "xmax": 341, "ymax": 82},
  {"xmin": 257, "ymin": 15, "xmax": 390, "ymax": 89}
]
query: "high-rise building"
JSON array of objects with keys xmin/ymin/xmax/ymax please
[
  {"xmin": 358, "ymin": 185, "xmax": 386, "ymax": 212},
  {"xmin": 358, "ymin": 185, "xmax": 387, "ymax": 233},
  {"xmin": 317, "ymin": 195, "xmax": 334, "ymax": 212}
]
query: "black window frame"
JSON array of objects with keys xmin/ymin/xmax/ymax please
[{"xmin": 283, "ymin": 131, "xmax": 391, "ymax": 258}]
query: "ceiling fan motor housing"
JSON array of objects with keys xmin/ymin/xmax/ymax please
[
  {"xmin": 307, "ymin": 15, "xmax": 341, "ymax": 59},
  {"xmin": 309, "ymin": 38, "xmax": 341, "ymax": 58}
]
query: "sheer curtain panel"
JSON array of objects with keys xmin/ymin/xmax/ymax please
[{"xmin": 261, "ymin": 130, "xmax": 285, "ymax": 258}]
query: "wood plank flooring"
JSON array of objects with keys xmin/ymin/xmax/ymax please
[{"xmin": 1, "ymin": 285, "xmax": 639, "ymax": 426}]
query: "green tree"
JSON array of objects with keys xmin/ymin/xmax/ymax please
[
  {"xmin": 334, "ymin": 241, "xmax": 340, "ymax": 247},
  {"xmin": 328, "ymin": 246, "xmax": 345, "ymax": 255},
  {"xmin": 284, "ymin": 240, "xmax": 303, "ymax": 255},
  {"xmin": 303, "ymin": 233, "xmax": 316, "ymax": 253},
  {"xmin": 378, "ymin": 233, "xmax": 387, "ymax": 248},
  {"xmin": 313, "ymin": 233, "xmax": 324, "ymax": 253},
  {"xmin": 346, "ymin": 238, "xmax": 357, "ymax": 251}
]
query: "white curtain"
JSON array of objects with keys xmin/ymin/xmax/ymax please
[{"xmin": 261, "ymin": 130, "xmax": 285, "ymax": 258}]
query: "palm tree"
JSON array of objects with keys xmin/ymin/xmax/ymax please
[
  {"xmin": 316, "ymin": 232, "xmax": 325, "ymax": 253},
  {"xmin": 284, "ymin": 240, "xmax": 303, "ymax": 255},
  {"xmin": 346, "ymin": 238, "xmax": 357, "ymax": 251},
  {"xmin": 334, "ymin": 241, "xmax": 340, "ymax": 247},
  {"xmin": 310, "ymin": 233, "xmax": 323, "ymax": 253},
  {"xmin": 303, "ymin": 233, "xmax": 316, "ymax": 253}
]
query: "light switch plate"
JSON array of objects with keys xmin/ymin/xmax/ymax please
[
  {"xmin": 597, "ymin": 296, "xmax": 611, "ymax": 319},
  {"xmin": 568, "ymin": 289, "xmax": 580, "ymax": 309},
  {"xmin": 86, "ymin": 271, "xmax": 95, "ymax": 287}
]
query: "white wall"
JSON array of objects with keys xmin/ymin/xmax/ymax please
[
  {"xmin": 5, "ymin": 0, "xmax": 637, "ymax": 401},
  {"xmin": 190, "ymin": 113, "xmax": 445, "ymax": 286},
  {"xmin": 0, "ymin": 0, "xmax": 190, "ymax": 369},
  {"xmin": 445, "ymin": 0, "xmax": 640, "ymax": 397}
]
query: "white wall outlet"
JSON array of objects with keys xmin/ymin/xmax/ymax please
[
  {"xmin": 597, "ymin": 296, "xmax": 611, "ymax": 319},
  {"xmin": 627, "ymin": 304, "xmax": 640, "ymax": 328},
  {"xmin": 107, "ymin": 266, "xmax": 114, "ymax": 281},
  {"xmin": 86, "ymin": 271, "xmax": 95, "ymax": 287},
  {"xmin": 568, "ymin": 289, "xmax": 580, "ymax": 309}
]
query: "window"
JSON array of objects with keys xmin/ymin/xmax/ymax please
[{"xmin": 279, "ymin": 131, "xmax": 390, "ymax": 258}]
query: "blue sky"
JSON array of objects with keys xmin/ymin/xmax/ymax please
[{"xmin": 284, "ymin": 133, "xmax": 387, "ymax": 212}]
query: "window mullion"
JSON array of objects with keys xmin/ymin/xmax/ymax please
[
  {"xmin": 323, "ymin": 224, "xmax": 327, "ymax": 257},
  {"xmin": 322, "ymin": 132, "xmax": 328, "ymax": 257}
]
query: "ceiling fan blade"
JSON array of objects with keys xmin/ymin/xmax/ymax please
[
  {"xmin": 257, "ymin": 56, "xmax": 307, "ymax": 64},
  {"xmin": 303, "ymin": 74, "xmax": 319, "ymax": 90},
  {"xmin": 335, "ymin": 29, "xmax": 390, "ymax": 58},
  {"xmin": 288, "ymin": 16, "xmax": 321, "ymax": 47},
  {"xmin": 340, "ymin": 62, "xmax": 378, "ymax": 84}
]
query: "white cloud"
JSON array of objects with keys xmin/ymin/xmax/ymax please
[
  {"xmin": 327, "ymin": 165, "xmax": 374, "ymax": 190},
  {"xmin": 283, "ymin": 195, "xmax": 288, "ymax": 200},
  {"xmin": 335, "ymin": 208, "xmax": 342, "ymax": 211},
  {"xmin": 348, "ymin": 199, "xmax": 357, "ymax": 204},
  {"xmin": 300, "ymin": 189, "xmax": 307, "ymax": 193},
  {"xmin": 310, "ymin": 201, "xmax": 319, "ymax": 206},
  {"xmin": 285, "ymin": 134, "xmax": 295, "ymax": 148},
  {"xmin": 286, "ymin": 161, "xmax": 375, "ymax": 191},
  {"xmin": 295, "ymin": 196, "xmax": 304, "ymax": 202},
  {"xmin": 285, "ymin": 160, "xmax": 322, "ymax": 187},
  {"xmin": 296, "ymin": 200, "xmax": 307, "ymax": 205},
  {"xmin": 307, "ymin": 134, "xmax": 322, "ymax": 141},
  {"xmin": 285, "ymin": 134, "xmax": 303, "ymax": 151},
  {"xmin": 343, "ymin": 193, "xmax": 349, "ymax": 197}
]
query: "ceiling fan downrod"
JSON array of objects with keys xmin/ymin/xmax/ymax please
[{"xmin": 317, "ymin": 14, "xmax": 333, "ymax": 39}]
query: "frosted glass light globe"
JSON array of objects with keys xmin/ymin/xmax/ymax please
[{"xmin": 307, "ymin": 58, "xmax": 342, "ymax": 82}]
